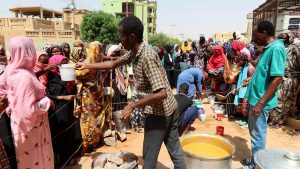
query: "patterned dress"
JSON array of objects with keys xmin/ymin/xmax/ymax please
[
  {"xmin": 194, "ymin": 42, "xmax": 205, "ymax": 70},
  {"xmin": 269, "ymin": 44, "xmax": 300, "ymax": 126},
  {"xmin": 75, "ymin": 42, "xmax": 109, "ymax": 152}
]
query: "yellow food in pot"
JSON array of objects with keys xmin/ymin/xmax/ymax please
[{"xmin": 183, "ymin": 142, "xmax": 230, "ymax": 158}]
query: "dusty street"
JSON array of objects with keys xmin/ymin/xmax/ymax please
[{"xmin": 66, "ymin": 100, "xmax": 300, "ymax": 169}]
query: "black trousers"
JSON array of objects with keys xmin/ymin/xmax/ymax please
[
  {"xmin": 143, "ymin": 111, "xmax": 187, "ymax": 169},
  {"xmin": 0, "ymin": 113, "xmax": 17, "ymax": 169}
]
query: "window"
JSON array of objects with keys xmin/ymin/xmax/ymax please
[
  {"xmin": 289, "ymin": 18, "xmax": 300, "ymax": 25},
  {"xmin": 288, "ymin": 25, "xmax": 299, "ymax": 31}
]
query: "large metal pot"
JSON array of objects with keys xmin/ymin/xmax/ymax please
[
  {"xmin": 254, "ymin": 148, "xmax": 300, "ymax": 169},
  {"xmin": 180, "ymin": 133, "xmax": 235, "ymax": 169}
]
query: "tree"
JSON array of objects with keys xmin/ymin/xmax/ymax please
[
  {"xmin": 148, "ymin": 33, "xmax": 181, "ymax": 47},
  {"xmin": 80, "ymin": 11, "xmax": 120, "ymax": 44}
]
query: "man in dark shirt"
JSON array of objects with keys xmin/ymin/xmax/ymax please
[{"xmin": 174, "ymin": 83, "xmax": 199, "ymax": 136}]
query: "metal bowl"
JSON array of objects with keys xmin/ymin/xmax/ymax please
[{"xmin": 180, "ymin": 133, "xmax": 235, "ymax": 169}]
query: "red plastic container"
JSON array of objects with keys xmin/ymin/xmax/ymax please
[
  {"xmin": 216, "ymin": 126, "xmax": 224, "ymax": 136},
  {"xmin": 217, "ymin": 113, "xmax": 223, "ymax": 121}
]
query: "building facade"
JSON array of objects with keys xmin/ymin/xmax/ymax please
[
  {"xmin": 0, "ymin": 6, "xmax": 87, "ymax": 50},
  {"xmin": 102, "ymin": 0, "xmax": 157, "ymax": 42},
  {"xmin": 253, "ymin": 0, "xmax": 300, "ymax": 37},
  {"xmin": 213, "ymin": 32, "xmax": 234, "ymax": 43},
  {"xmin": 246, "ymin": 13, "xmax": 253, "ymax": 42}
]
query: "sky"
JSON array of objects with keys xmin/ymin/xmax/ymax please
[{"xmin": 0, "ymin": 0, "xmax": 266, "ymax": 39}]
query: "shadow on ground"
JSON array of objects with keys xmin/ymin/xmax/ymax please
[
  {"xmin": 224, "ymin": 134, "xmax": 251, "ymax": 162},
  {"xmin": 281, "ymin": 126, "xmax": 300, "ymax": 136},
  {"xmin": 137, "ymin": 156, "xmax": 170, "ymax": 169}
]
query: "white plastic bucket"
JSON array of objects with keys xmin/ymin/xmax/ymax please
[{"xmin": 59, "ymin": 64, "xmax": 76, "ymax": 81}]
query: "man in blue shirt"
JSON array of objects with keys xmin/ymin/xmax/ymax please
[
  {"xmin": 176, "ymin": 68, "xmax": 203, "ymax": 99},
  {"xmin": 242, "ymin": 21, "xmax": 287, "ymax": 169}
]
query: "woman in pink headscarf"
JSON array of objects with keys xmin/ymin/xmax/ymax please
[
  {"xmin": 47, "ymin": 55, "xmax": 81, "ymax": 166},
  {"xmin": 0, "ymin": 36, "xmax": 54, "ymax": 169}
]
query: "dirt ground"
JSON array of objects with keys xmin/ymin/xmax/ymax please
[{"xmin": 66, "ymin": 100, "xmax": 300, "ymax": 169}]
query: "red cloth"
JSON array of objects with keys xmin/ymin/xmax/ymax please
[
  {"xmin": 33, "ymin": 51, "xmax": 48, "ymax": 86},
  {"xmin": 231, "ymin": 40, "xmax": 245, "ymax": 52},
  {"xmin": 206, "ymin": 46, "xmax": 225, "ymax": 70},
  {"xmin": 48, "ymin": 55, "xmax": 67, "ymax": 75}
]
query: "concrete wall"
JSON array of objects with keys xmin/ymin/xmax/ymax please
[
  {"xmin": 0, "ymin": 29, "xmax": 77, "ymax": 50},
  {"xmin": 246, "ymin": 13, "xmax": 253, "ymax": 42}
]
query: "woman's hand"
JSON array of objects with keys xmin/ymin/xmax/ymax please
[
  {"xmin": 63, "ymin": 95, "xmax": 76, "ymax": 101},
  {"xmin": 44, "ymin": 64, "xmax": 58, "ymax": 71},
  {"xmin": 50, "ymin": 100, "xmax": 56, "ymax": 110}
]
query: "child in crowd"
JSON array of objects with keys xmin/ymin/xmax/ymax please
[
  {"xmin": 175, "ymin": 83, "xmax": 200, "ymax": 136},
  {"xmin": 127, "ymin": 65, "xmax": 144, "ymax": 133}
]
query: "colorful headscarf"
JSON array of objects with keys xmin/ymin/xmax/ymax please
[
  {"xmin": 247, "ymin": 43, "xmax": 255, "ymax": 58},
  {"xmin": 86, "ymin": 41, "xmax": 102, "ymax": 63},
  {"xmin": 48, "ymin": 55, "xmax": 67, "ymax": 75},
  {"xmin": 70, "ymin": 47, "xmax": 85, "ymax": 63},
  {"xmin": 73, "ymin": 40, "xmax": 84, "ymax": 48},
  {"xmin": 206, "ymin": 45, "xmax": 225, "ymax": 70},
  {"xmin": 231, "ymin": 40, "xmax": 245, "ymax": 52},
  {"xmin": 75, "ymin": 41, "xmax": 102, "ymax": 81},
  {"xmin": 33, "ymin": 51, "xmax": 49, "ymax": 86},
  {"xmin": 278, "ymin": 30, "xmax": 295, "ymax": 45}
]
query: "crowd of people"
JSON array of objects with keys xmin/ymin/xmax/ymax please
[{"xmin": 0, "ymin": 15, "xmax": 299, "ymax": 169}]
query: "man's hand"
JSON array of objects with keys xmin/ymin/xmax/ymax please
[
  {"xmin": 0, "ymin": 96, "xmax": 8, "ymax": 112},
  {"xmin": 75, "ymin": 62, "xmax": 87, "ymax": 70},
  {"xmin": 251, "ymin": 102, "xmax": 264, "ymax": 116},
  {"xmin": 242, "ymin": 77, "xmax": 252, "ymax": 87},
  {"xmin": 120, "ymin": 104, "xmax": 133, "ymax": 120}
]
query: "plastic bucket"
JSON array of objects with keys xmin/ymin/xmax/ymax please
[
  {"xmin": 199, "ymin": 114, "xmax": 206, "ymax": 122},
  {"xmin": 59, "ymin": 64, "xmax": 76, "ymax": 81},
  {"xmin": 217, "ymin": 114, "xmax": 223, "ymax": 121},
  {"xmin": 113, "ymin": 110, "xmax": 132, "ymax": 132},
  {"xmin": 216, "ymin": 126, "xmax": 224, "ymax": 136}
]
